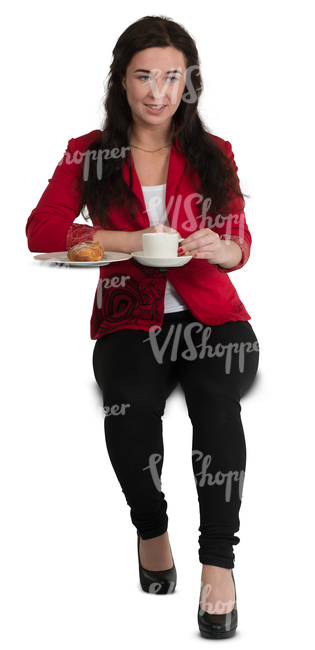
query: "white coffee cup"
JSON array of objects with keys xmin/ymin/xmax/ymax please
[{"xmin": 142, "ymin": 233, "xmax": 183, "ymax": 258}]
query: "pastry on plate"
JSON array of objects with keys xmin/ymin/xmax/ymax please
[{"xmin": 67, "ymin": 240, "xmax": 104, "ymax": 262}]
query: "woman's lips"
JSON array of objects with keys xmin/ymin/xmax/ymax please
[{"xmin": 144, "ymin": 104, "xmax": 167, "ymax": 114}]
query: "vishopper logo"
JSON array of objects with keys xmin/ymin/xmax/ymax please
[
  {"xmin": 192, "ymin": 451, "xmax": 245, "ymax": 501},
  {"xmin": 199, "ymin": 581, "xmax": 235, "ymax": 625},
  {"xmin": 143, "ymin": 452, "xmax": 245, "ymax": 502},
  {"xmin": 140, "ymin": 65, "xmax": 201, "ymax": 105},
  {"xmin": 148, "ymin": 581, "xmax": 176, "ymax": 595},
  {"xmin": 143, "ymin": 192, "xmax": 245, "ymax": 240},
  {"xmin": 102, "ymin": 403, "xmax": 130, "ymax": 416},
  {"xmin": 143, "ymin": 322, "xmax": 259, "ymax": 372},
  {"xmin": 58, "ymin": 146, "xmax": 130, "ymax": 177},
  {"xmin": 96, "ymin": 274, "xmax": 131, "ymax": 308},
  {"xmin": 143, "ymin": 453, "xmax": 162, "ymax": 492}
]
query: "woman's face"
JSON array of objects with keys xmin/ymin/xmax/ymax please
[{"xmin": 122, "ymin": 47, "xmax": 187, "ymax": 129}]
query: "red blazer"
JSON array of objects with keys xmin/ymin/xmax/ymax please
[{"xmin": 26, "ymin": 129, "xmax": 252, "ymax": 339}]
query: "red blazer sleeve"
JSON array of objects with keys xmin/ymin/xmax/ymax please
[
  {"xmin": 207, "ymin": 137, "xmax": 252, "ymax": 273},
  {"xmin": 26, "ymin": 131, "xmax": 103, "ymax": 252}
]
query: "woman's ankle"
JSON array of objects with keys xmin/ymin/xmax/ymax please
[
  {"xmin": 200, "ymin": 565, "xmax": 235, "ymax": 614},
  {"xmin": 139, "ymin": 531, "xmax": 173, "ymax": 571}
]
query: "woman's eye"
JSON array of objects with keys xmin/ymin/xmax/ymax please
[{"xmin": 138, "ymin": 75, "xmax": 178, "ymax": 83}]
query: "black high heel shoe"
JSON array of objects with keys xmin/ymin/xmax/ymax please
[
  {"xmin": 137, "ymin": 530, "xmax": 177, "ymax": 594},
  {"xmin": 197, "ymin": 570, "xmax": 238, "ymax": 639}
]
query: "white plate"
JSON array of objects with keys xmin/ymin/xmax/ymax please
[
  {"xmin": 131, "ymin": 251, "xmax": 192, "ymax": 267},
  {"xmin": 33, "ymin": 251, "xmax": 132, "ymax": 267}
]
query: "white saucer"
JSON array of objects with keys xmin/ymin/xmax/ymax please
[
  {"xmin": 131, "ymin": 251, "xmax": 192, "ymax": 267},
  {"xmin": 33, "ymin": 251, "xmax": 132, "ymax": 267}
]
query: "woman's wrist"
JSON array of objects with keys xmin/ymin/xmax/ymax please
[
  {"xmin": 92, "ymin": 229, "xmax": 137, "ymax": 254},
  {"xmin": 211, "ymin": 239, "xmax": 242, "ymax": 269}
]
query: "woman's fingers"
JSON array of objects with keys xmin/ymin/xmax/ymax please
[{"xmin": 179, "ymin": 229, "xmax": 220, "ymax": 254}]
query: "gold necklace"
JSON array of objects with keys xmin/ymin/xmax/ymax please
[{"xmin": 130, "ymin": 143, "xmax": 172, "ymax": 153}]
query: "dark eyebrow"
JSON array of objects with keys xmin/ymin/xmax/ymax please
[{"xmin": 133, "ymin": 68, "xmax": 182, "ymax": 74}]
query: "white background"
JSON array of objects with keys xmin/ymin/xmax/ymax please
[{"xmin": 1, "ymin": 1, "xmax": 314, "ymax": 647}]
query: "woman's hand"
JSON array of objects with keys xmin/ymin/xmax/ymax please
[{"xmin": 178, "ymin": 228, "xmax": 242, "ymax": 269}]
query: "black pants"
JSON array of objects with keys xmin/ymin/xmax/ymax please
[{"xmin": 92, "ymin": 309, "xmax": 259, "ymax": 568}]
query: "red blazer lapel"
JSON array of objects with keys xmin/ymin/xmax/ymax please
[
  {"xmin": 121, "ymin": 153, "xmax": 149, "ymax": 229},
  {"xmin": 165, "ymin": 143, "xmax": 188, "ymax": 230}
]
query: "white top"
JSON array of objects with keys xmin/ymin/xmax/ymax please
[{"xmin": 141, "ymin": 184, "xmax": 187, "ymax": 313}]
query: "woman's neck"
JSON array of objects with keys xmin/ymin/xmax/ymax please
[{"xmin": 130, "ymin": 119, "xmax": 174, "ymax": 148}]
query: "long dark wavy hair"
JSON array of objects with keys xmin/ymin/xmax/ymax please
[{"xmin": 80, "ymin": 15, "xmax": 246, "ymax": 227}]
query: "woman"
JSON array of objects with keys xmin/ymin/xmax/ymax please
[{"xmin": 26, "ymin": 15, "xmax": 259, "ymax": 639}]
